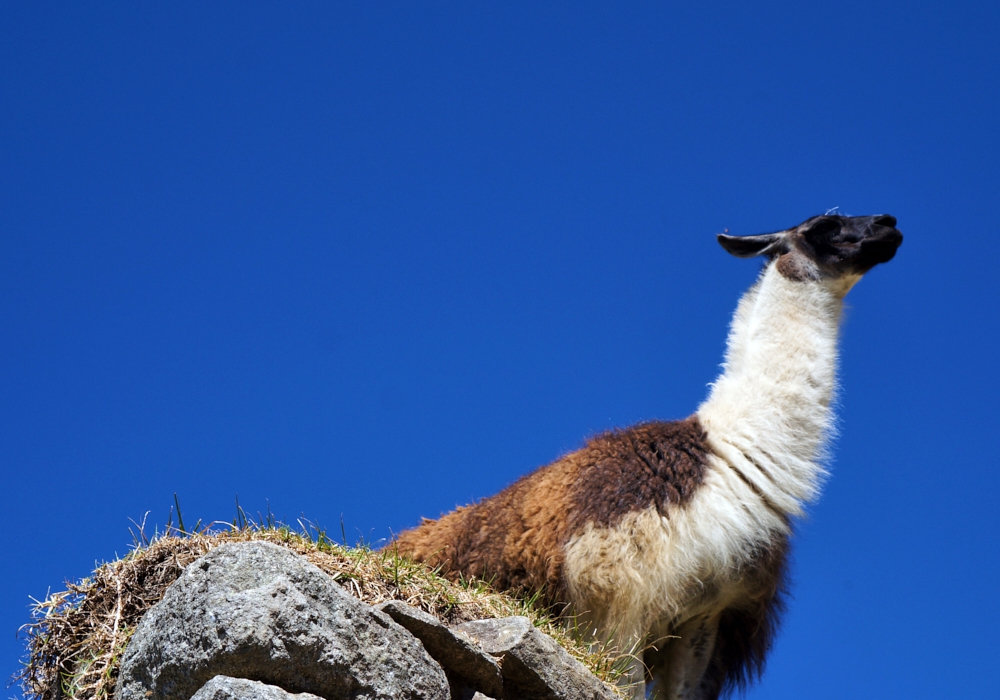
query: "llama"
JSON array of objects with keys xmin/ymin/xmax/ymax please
[{"xmin": 392, "ymin": 213, "xmax": 902, "ymax": 699}]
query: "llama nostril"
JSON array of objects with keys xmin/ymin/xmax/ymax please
[{"xmin": 873, "ymin": 215, "xmax": 897, "ymax": 228}]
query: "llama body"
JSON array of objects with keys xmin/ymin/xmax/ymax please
[{"xmin": 393, "ymin": 214, "xmax": 902, "ymax": 699}]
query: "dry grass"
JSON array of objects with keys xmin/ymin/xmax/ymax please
[{"xmin": 16, "ymin": 522, "xmax": 631, "ymax": 700}]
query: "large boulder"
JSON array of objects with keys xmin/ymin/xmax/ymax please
[{"xmin": 116, "ymin": 541, "xmax": 449, "ymax": 700}]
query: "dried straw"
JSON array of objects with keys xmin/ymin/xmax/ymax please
[{"xmin": 16, "ymin": 525, "xmax": 629, "ymax": 700}]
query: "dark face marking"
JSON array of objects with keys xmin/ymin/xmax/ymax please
[
  {"xmin": 792, "ymin": 214, "xmax": 903, "ymax": 275},
  {"xmin": 719, "ymin": 214, "xmax": 903, "ymax": 282}
]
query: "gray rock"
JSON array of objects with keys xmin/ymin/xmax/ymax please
[
  {"xmin": 375, "ymin": 600, "xmax": 504, "ymax": 699},
  {"xmin": 453, "ymin": 617, "xmax": 617, "ymax": 700},
  {"xmin": 190, "ymin": 676, "xmax": 323, "ymax": 700},
  {"xmin": 116, "ymin": 541, "xmax": 449, "ymax": 700}
]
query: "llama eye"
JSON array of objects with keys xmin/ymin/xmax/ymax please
[{"xmin": 805, "ymin": 219, "xmax": 839, "ymax": 238}]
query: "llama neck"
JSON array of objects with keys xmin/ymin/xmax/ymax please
[{"xmin": 696, "ymin": 262, "xmax": 843, "ymax": 513}]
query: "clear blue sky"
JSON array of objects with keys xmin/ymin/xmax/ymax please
[{"xmin": 2, "ymin": 3, "xmax": 998, "ymax": 698}]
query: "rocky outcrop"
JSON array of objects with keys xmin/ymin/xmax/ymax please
[
  {"xmin": 115, "ymin": 541, "xmax": 618, "ymax": 700},
  {"xmin": 116, "ymin": 541, "xmax": 449, "ymax": 700}
]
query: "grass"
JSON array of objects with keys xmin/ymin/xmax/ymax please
[{"xmin": 16, "ymin": 516, "xmax": 633, "ymax": 700}]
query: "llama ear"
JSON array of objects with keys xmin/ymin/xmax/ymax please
[{"xmin": 717, "ymin": 232, "xmax": 786, "ymax": 259}]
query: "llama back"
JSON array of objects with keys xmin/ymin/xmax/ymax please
[
  {"xmin": 391, "ymin": 454, "xmax": 577, "ymax": 604},
  {"xmin": 392, "ymin": 417, "xmax": 710, "ymax": 608}
]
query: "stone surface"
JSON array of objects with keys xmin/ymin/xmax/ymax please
[
  {"xmin": 190, "ymin": 676, "xmax": 323, "ymax": 700},
  {"xmin": 375, "ymin": 600, "xmax": 504, "ymax": 699},
  {"xmin": 453, "ymin": 617, "xmax": 617, "ymax": 700},
  {"xmin": 116, "ymin": 541, "xmax": 449, "ymax": 700}
]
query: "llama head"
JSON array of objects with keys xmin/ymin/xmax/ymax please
[{"xmin": 717, "ymin": 214, "xmax": 902, "ymax": 293}]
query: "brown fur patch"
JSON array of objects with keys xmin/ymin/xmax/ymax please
[
  {"xmin": 566, "ymin": 417, "xmax": 709, "ymax": 533},
  {"xmin": 391, "ymin": 417, "xmax": 710, "ymax": 608},
  {"xmin": 391, "ymin": 454, "xmax": 580, "ymax": 605},
  {"xmin": 775, "ymin": 251, "xmax": 820, "ymax": 282}
]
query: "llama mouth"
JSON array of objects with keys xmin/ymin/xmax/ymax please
[{"xmin": 858, "ymin": 228, "xmax": 903, "ymax": 267}]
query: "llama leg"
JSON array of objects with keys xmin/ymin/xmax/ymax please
[
  {"xmin": 600, "ymin": 621, "xmax": 649, "ymax": 700},
  {"xmin": 618, "ymin": 655, "xmax": 647, "ymax": 700},
  {"xmin": 647, "ymin": 615, "xmax": 720, "ymax": 700},
  {"xmin": 567, "ymin": 599, "xmax": 651, "ymax": 699}
]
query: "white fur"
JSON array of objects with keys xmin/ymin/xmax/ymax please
[
  {"xmin": 698, "ymin": 262, "xmax": 844, "ymax": 513},
  {"xmin": 563, "ymin": 260, "xmax": 847, "ymax": 698}
]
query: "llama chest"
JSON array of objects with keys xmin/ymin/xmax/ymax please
[{"xmin": 562, "ymin": 460, "xmax": 789, "ymax": 629}]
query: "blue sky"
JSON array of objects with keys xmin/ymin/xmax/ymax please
[{"xmin": 2, "ymin": 3, "xmax": 998, "ymax": 698}]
